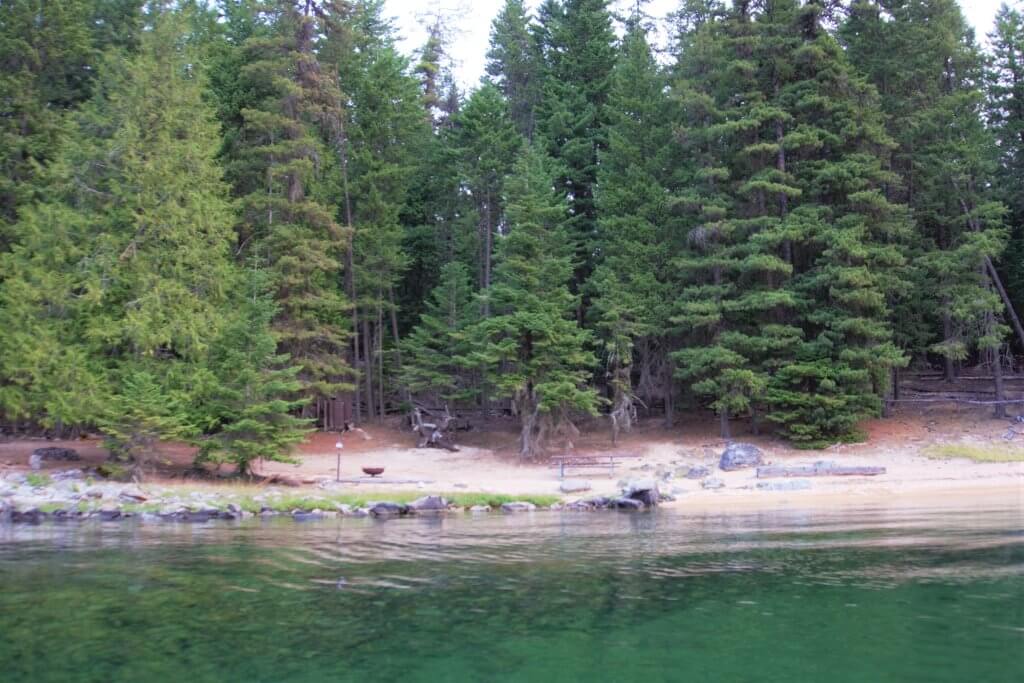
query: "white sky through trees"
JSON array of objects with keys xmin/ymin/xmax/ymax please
[{"xmin": 384, "ymin": 0, "xmax": 1012, "ymax": 89}]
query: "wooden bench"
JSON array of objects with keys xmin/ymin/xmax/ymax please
[{"xmin": 549, "ymin": 453, "xmax": 643, "ymax": 479}]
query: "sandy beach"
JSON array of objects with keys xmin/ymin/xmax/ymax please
[{"xmin": 3, "ymin": 404, "xmax": 1022, "ymax": 514}]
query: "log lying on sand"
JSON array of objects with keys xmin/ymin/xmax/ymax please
[{"xmin": 756, "ymin": 462, "xmax": 886, "ymax": 479}]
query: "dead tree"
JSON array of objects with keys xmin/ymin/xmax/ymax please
[{"xmin": 411, "ymin": 406, "xmax": 459, "ymax": 452}]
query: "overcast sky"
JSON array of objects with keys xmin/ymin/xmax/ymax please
[{"xmin": 383, "ymin": 0, "xmax": 1013, "ymax": 89}]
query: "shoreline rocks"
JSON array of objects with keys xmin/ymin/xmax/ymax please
[{"xmin": 719, "ymin": 443, "xmax": 764, "ymax": 471}]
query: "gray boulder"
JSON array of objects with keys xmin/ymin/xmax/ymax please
[
  {"xmin": 559, "ymin": 479, "xmax": 591, "ymax": 494},
  {"xmin": 51, "ymin": 469, "xmax": 84, "ymax": 481},
  {"xmin": 611, "ymin": 497, "xmax": 644, "ymax": 510},
  {"xmin": 701, "ymin": 477, "xmax": 726, "ymax": 490},
  {"xmin": 500, "ymin": 501, "xmax": 536, "ymax": 513},
  {"xmin": 685, "ymin": 465, "xmax": 710, "ymax": 479},
  {"xmin": 469, "ymin": 505, "xmax": 491, "ymax": 513},
  {"xmin": 368, "ymin": 501, "xmax": 407, "ymax": 516},
  {"xmin": 408, "ymin": 495, "xmax": 448, "ymax": 512},
  {"xmin": 28, "ymin": 453, "xmax": 43, "ymax": 471},
  {"xmin": 621, "ymin": 478, "xmax": 659, "ymax": 507},
  {"xmin": 0, "ymin": 500, "xmax": 11, "ymax": 524},
  {"xmin": 719, "ymin": 443, "xmax": 764, "ymax": 471},
  {"xmin": 31, "ymin": 447, "xmax": 80, "ymax": 462}
]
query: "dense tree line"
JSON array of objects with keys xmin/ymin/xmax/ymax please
[{"xmin": 1, "ymin": 0, "xmax": 1021, "ymax": 467}]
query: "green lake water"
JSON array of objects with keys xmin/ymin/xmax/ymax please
[{"xmin": 1, "ymin": 504, "xmax": 1022, "ymax": 682}]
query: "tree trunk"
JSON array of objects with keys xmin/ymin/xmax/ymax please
[
  {"xmin": 720, "ymin": 407, "xmax": 730, "ymax": 440},
  {"xmin": 985, "ymin": 257, "xmax": 1024, "ymax": 351},
  {"xmin": 942, "ymin": 311, "xmax": 956, "ymax": 382},
  {"xmin": 663, "ymin": 366, "xmax": 674, "ymax": 429},
  {"xmin": 362, "ymin": 318, "xmax": 375, "ymax": 420},
  {"xmin": 377, "ymin": 301, "xmax": 385, "ymax": 421},
  {"xmin": 993, "ymin": 343, "xmax": 1007, "ymax": 419}
]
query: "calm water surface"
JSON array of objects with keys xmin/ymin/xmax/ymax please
[{"xmin": 1, "ymin": 504, "xmax": 1022, "ymax": 682}]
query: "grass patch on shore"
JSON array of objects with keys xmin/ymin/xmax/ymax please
[
  {"xmin": 230, "ymin": 491, "xmax": 561, "ymax": 513},
  {"xmin": 922, "ymin": 444, "xmax": 1024, "ymax": 463},
  {"xmin": 25, "ymin": 473, "xmax": 51, "ymax": 488}
]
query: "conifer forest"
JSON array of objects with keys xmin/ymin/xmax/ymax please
[{"xmin": 2, "ymin": 0, "xmax": 1023, "ymax": 466}]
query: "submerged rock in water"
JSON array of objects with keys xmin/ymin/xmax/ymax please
[
  {"xmin": 368, "ymin": 501, "xmax": 407, "ymax": 516},
  {"xmin": 500, "ymin": 501, "xmax": 537, "ymax": 513},
  {"xmin": 719, "ymin": 443, "xmax": 764, "ymax": 471},
  {"xmin": 701, "ymin": 477, "xmax": 726, "ymax": 490},
  {"xmin": 559, "ymin": 479, "xmax": 591, "ymax": 494},
  {"xmin": 408, "ymin": 495, "xmax": 448, "ymax": 512}
]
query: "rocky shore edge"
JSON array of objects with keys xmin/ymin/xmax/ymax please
[{"xmin": 0, "ymin": 469, "xmax": 678, "ymax": 525}]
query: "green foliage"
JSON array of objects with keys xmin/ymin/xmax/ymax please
[
  {"xmin": 401, "ymin": 262, "xmax": 479, "ymax": 403},
  {"xmin": 197, "ymin": 269, "xmax": 312, "ymax": 475},
  {"xmin": 99, "ymin": 370, "xmax": 196, "ymax": 465},
  {"xmin": 25, "ymin": 473, "xmax": 51, "ymax": 488},
  {"xmin": 470, "ymin": 148, "xmax": 599, "ymax": 458}
]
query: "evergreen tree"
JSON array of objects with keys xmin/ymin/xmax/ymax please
[
  {"xmin": 0, "ymin": 0, "xmax": 94, "ymax": 237},
  {"xmin": 672, "ymin": 1, "xmax": 910, "ymax": 446},
  {"xmin": 453, "ymin": 83, "xmax": 522, "ymax": 309},
  {"xmin": 534, "ymin": 0, "xmax": 617, "ymax": 307},
  {"xmin": 198, "ymin": 266, "xmax": 311, "ymax": 475},
  {"xmin": 401, "ymin": 262, "xmax": 478, "ymax": 404},
  {"xmin": 590, "ymin": 15, "xmax": 676, "ymax": 437},
  {"xmin": 1, "ymin": 9, "xmax": 240, "ymax": 450},
  {"xmin": 228, "ymin": 0, "xmax": 352, "ymax": 407},
  {"xmin": 487, "ymin": 0, "xmax": 542, "ymax": 140},
  {"xmin": 470, "ymin": 148, "xmax": 599, "ymax": 458},
  {"xmin": 843, "ymin": 0, "xmax": 1013, "ymax": 404},
  {"xmin": 988, "ymin": 3, "xmax": 1024, "ymax": 343}
]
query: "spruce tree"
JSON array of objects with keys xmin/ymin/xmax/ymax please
[
  {"xmin": 453, "ymin": 83, "xmax": 522, "ymax": 308},
  {"xmin": 534, "ymin": 0, "xmax": 617, "ymax": 306},
  {"xmin": 470, "ymin": 148, "xmax": 599, "ymax": 458},
  {"xmin": 843, "ymin": 0, "xmax": 1013, "ymax": 406},
  {"xmin": 487, "ymin": 0, "xmax": 543, "ymax": 140},
  {"xmin": 197, "ymin": 266, "xmax": 311, "ymax": 475},
  {"xmin": 590, "ymin": 15, "xmax": 676, "ymax": 436},
  {"xmin": 988, "ymin": 3, "xmax": 1024, "ymax": 344},
  {"xmin": 0, "ymin": 0, "xmax": 94, "ymax": 237},
  {"xmin": 672, "ymin": 1, "xmax": 910, "ymax": 446},
  {"xmin": 401, "ymin": 262, "xmax": 478, "ymax": 404},
  {"xmin": 1, "ymin": 9, "xmax": 241, "ymax": 452},
  {"xmin": 228, "ymin": 0, "xmax": 352, "ymax": 407}
]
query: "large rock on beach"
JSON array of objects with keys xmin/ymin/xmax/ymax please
[
  {"xmin": 719, "ymin": 443, "xmax": 764, "ymax": 471},
  {"xmin": 31, "ymin": 447, "xmax": 81, "ymax": 462},
  {"xmin": 620, "ymin": 478, "xmax": 660, "ymax": 507},
  {"xmin": 701, "ymin": 477, "xmax": 726, "ymax": 490},
  {"xmin": 610, "ymin": 497, "xmax": 644, "ymax": 510}
]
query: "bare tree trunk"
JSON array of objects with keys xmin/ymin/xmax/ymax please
[
  {"xmin": 985, "ymin": 257, "xmax": 1024, "ymax": 351},
  {"xmin": 388, "ymin": 286, "xmax": 409, "ymax": 405},
  {"xmin": 377, "ymin": 301, "xmax": 385, "ymax": 421},
  {"xmin": 720, "ymin": 407, "xmax": 730, "ymax": 441},
  {"xmin": 942, "ymin": 311, "xmax": 956, "ymax": 382},
  {"xmin": 483, "ymin": 194, "xmax": 493, "ymax": 318},
  {"xmin": 993, "ymin": 343, "xmax": 1007, "ymax": 419},
  {"xmin": 362, "ymin": 318, "xmax": 375, "ymax": 420},
  {"xmin": 663, "ymin": 366, "xmax": 674, "ymax": 429}
]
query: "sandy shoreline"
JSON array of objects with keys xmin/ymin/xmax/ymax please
[{"xmin": 2, "ymin": 406, "xmax": 1023, "ymax": 517}]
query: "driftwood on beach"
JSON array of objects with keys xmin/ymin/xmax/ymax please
[{"xmin": 756, "ymin": 464, "xmax": 887, "ymax": 479}]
